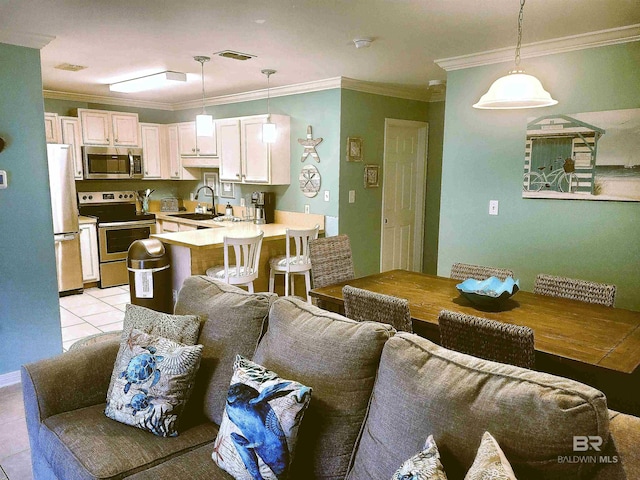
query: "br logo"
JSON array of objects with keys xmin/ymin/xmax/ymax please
[{"xmin": 573, "ymin": 435, "xmax": 603, "ymax": 452}]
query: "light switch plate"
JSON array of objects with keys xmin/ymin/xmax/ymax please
[
  {"xmin": 324, "ymin": 190, "xmax": 330, "ymax": 201},
  {"xmin": 489, "ymin": 200, "xmax": 499, "ymax": 215},
  {"xmin": 304, "ymin": 204, "xmax": 310, "ymax": 214},
  {"xmin": 349, "ymin": 190, "xmax": 356, "ymax": 203}
]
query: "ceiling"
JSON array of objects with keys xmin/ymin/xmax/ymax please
[{"xmin": 1, "ymin": 0, "xmax": 639, "ymax": 106}]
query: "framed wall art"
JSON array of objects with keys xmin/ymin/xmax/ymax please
[
  {"xmin": 346, "ymin": 136, "xmax": 363, "ymax": 162},
  {"xmin": 219, "ymin": 181, "xmax": 235, "ymax": 199},
  {"xmin": 523, "ymin": 108, "xmax": 640, "ymax": 202},
  {"xmin": 202, "ymin": 172, "xmax": 218, "ymax": 197},
  {"xmin": 364, "ymin": 164, "xmax": 380, "ymax": 188}
]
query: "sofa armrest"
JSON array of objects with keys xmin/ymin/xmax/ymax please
[
  {"xmin": 609, "ymin": 409, "xmax": 640, "ymax": 478},
  {"xmin": 21, "ymin": 339, "xmax": 119, "ymax": 427}
]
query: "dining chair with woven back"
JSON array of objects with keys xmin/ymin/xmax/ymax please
[
  {"xmin": 205, "ymin": 231, "xmax": 264, "ymax": 293},
  {"xmin": 308, "ymin": 234, "xmax": 355, "ymax": 310},
  {"xmin": 342, "ymin": 285, "xmax": 412, "ymax": 333},
  {"xmin": 534, "ymin": 273, "xmax": 616, "ymax": 307},
  {"xmin": 450, "ymin": 262, "xmax": 514, "ymax": 282},
  {"xmin": 438, "ymin": 310, "xmax": 535, "ymax": 369}
]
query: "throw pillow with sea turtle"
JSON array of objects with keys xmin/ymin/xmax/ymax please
[
  {"xmin": 212, "ymin": 355, "xmax": 312, "ymax": 480},
  {"xmin": 105, "ymin": 328, "xmax": 203, "ymax": 437}
]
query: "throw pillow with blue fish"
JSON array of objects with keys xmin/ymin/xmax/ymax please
[{"xmin": 212, "ymin": 355, "xmax": 312, "ymax": 480}]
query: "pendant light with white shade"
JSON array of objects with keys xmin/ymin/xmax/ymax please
[
  {"xmin": 473, "ymin": 0, "xmax": 558, "ymax": 110},
  {"xmin": 194, "ymin": 56, "xmax": 214, "ymax": 136},
  {"xmin": 261, "ymin": 69, "xmax": 277, "ymax": 143}
]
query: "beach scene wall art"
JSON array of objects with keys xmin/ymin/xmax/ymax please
[{"xmin": 523, "ymin": 108, "xmax": 640, "ymax": 202}]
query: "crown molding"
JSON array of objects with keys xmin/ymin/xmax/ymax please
[
  {"xmin": 435, "ymin": 24, "xmax": 640, "ymax": 71},
  {"xmin": 173, "ymin": 77, "xmax": 343, "ymax": 110},
  {"xmin": 340, "ymin": 77, "xmax": 430, "ymax": 102},
  {"xmin": 43, "ymin": 90, "xmax": 175, "ymax": 111},
  {"xmin": 0, "ymin": 30, "xmax": 55, "ymax": 49},
  {"xmin": 43, "ymin": 75, "xmax": 433, "ymax": 111}
]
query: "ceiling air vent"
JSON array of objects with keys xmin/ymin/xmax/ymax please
[
  {"xmin": 214, "ymin": 50, "xmax": 256, "ymax": 61},
  {"xmin": 55, "ymin": 63, "xmax": 87, "ymax": 72}
]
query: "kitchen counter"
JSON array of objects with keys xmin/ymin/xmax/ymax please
[
  {"xmin": 78, "ymin": 215, "xmax": 97, "ymax": 224},
  {"xmin": 150, "ymin": 210, "xmax": 324, "ymax": 300}
]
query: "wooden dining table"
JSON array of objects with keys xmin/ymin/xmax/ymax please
[{"xmin": 309, "ymin": 269, "xmax": 640, "ymax": 373}]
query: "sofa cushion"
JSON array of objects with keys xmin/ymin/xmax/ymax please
[
  {"xmin": 40, "ymin": 403, "xmax": 218, "ymax": 480},
  {"xmin": 105, "ymin": 329, "xmax": 203, "ymax": 437},
  {"xmin": 213, "ymin": 355, "xmax": 312, "ymax": 479},
  {"xmin": 347, "ymin": 333, "xmax": 610, "ymax": 480},
  {"xmin": 174, "ymin": 276, "xmax": 277, "ymax": 425},
  {"xmin": 253, "ymin": 297, "xmax": 394, "ymax": 480},
  {"xmin": 126, "ymin": 443, "xmax": 234, "ymax": 480}
]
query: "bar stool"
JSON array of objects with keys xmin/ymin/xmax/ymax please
[
  {"xmin": 206, "ymin": 231, "xmax": 264, "ymax": 293},
  {"xmin": 268, "ymin": 225, "xmax": 319, "ymax": 302}
]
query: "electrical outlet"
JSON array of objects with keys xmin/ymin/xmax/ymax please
[
  {"xmin": 489, "ymin": 200, "xmax": 499, "ymax": 216},
  {"xmin": 349, "ymin": 190, "xmax": 356, "ymax": 203},
  {"xmin": 172, "ymin": 290, "xmax": 178, "ymax": 303},
  {"xmin": 240, "ymin": 198, "xmax": 245, "ymax": 207},
  {"xmin": 304, "ymin": 204, "xmax": 310, "ymax": 214},
  {"xmin": 190, "ymin": 193, "xmax": 195, "ymax": 201},
  {"xmin": 324, "ymin": 190, "xmax": 330, "ymax": 202}
]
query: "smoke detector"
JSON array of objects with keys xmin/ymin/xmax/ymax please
[{"xmin": 353, "ymin": 38, "xmax": 373, "ymax": 49}]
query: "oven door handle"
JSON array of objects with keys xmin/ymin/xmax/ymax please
[{"xmin": 99, "ymin": 220, "xmax": 156, "ymax": 228}]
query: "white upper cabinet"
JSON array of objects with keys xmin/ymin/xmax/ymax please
[
  {"xmin": 78, "ymin": 109, "xmax": 139, "ymax": 147},
  {"xmin": 140, "ymin": 123, "xmax": 163, "ymax": 179},
  {"xmin": 177, "ymin": 121, "xmax": 217, "ymax": 156},
  {"xmin": 218, "ymin": 118, "xmax": 242, "ymax": 182},
  {"xmin": 44, "ymin": 113, "xmax": 61, "ymax": 144},
  {"xmin": 60, "ymin": 116, "xmax": 83, "ymax": 179},
  {"xmin": 166, "ymin": 124, "xmax": 197, "ymax": 180},
  {"xmin": 218, "ymin": 114, "xmax": 290, "ymax": 185}
]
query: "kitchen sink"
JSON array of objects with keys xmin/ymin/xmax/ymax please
[{"xmin": 167, "ymin": 212, "xmax": 221, "ymax": 220}]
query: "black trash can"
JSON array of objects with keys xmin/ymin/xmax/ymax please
[{"xmin": 127, "ymin": 239, "xmax": 172, "ymax": 313}]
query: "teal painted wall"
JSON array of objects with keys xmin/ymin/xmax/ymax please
[
  {"xmin": 0, "ymin": 43, "xmax": 62, "ymax": 375},
  {"xmin": 424, "ymin": 101, "xmax": 445, "ymax": 274},
  {"xmin": 439, "ymin": 42, "xmax": 640, "ymax": 310},
  {"xmin": 339, "ymin": 90, "xmax": 430, "ymax": 276}
]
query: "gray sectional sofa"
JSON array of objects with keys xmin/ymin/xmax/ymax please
[{"xmin": 21, "ymin": 276, "xmax": 640, "ymax": 479}]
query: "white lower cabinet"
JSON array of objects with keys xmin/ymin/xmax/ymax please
[{"xmin": 79, "ymin": 222, "xmax": 100, "ymax": 283}]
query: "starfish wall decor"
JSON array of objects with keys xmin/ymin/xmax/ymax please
[{"xmin": 297, "ymin": 125, "xmax": 323, "ymax": 163}]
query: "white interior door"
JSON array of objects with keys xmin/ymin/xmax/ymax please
[{"xmin": 380, "ymin": 119, "xmax": 428, "ymax": 272}]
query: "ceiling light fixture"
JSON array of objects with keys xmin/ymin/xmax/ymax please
[
  {"xmin": 194, "ymin": 56, "xmax": 214, "ymax": 137},
  {"xmin": 261, "ymin": 69, "xmax": 277, "ymax": 143},
  {"xmin": 353, "ymin": 38, "xmax": 373, "ymax": 49},
  {"xmin": 109, "ymin": 71, "xmax": 186, "ymax": 93},
  {"xmin": 473, "ymin": 0, "xmax": 557, "ymax": 110}
]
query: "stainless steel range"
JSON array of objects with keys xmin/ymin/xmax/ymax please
[{"xmin": 78, "ymin": 191, "xmax": 156, "ymax": 288}]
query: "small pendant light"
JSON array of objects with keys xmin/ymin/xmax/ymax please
[
  {"xmin": 261, "ymin": 69, "xmax": 277, "ymax": 143},
  {"xmin": 194, "ymin": 56, "xmax": 214, "ymax": 136},
  {"xmin": 473, "ymin": 0, "xmax": 557, "ymax": 109}
]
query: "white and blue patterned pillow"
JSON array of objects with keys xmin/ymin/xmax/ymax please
[
  {"xmin": 392, "ymin": 432, "xmax": 517, "ymax": 480},
  {"xmin": 392, "ymin": 435, "xmax": 448, "ymax": 480},
  {"xmin": 212, "ymin": 355, "xmax": 312, "ymax": 480},
  {"xmin": 105, "ymin": 329, "xmax": 203, "ymax": 437}
]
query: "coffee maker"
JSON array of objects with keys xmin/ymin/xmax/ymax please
[{"xmin": 251, "ymin": 191, "xmax": 276, "ymax": 224}]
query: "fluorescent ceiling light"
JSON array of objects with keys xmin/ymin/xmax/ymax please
[{"xmin": 109, "ymin": 71, "xmax": 186, "ymax": 93}]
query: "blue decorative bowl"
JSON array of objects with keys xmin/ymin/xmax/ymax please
[{"xmin": 456, "ymin": 276, "xmax": 520, "ymax": 309}]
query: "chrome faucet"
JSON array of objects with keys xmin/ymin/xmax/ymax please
[{"xmin": 195, "ymin": 185, "xmax": 217, "ymax": 214}]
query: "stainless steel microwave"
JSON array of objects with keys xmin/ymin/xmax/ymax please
[{"xmin": 82, "ymin": 146, "xmax": 144, "ymax": 180}]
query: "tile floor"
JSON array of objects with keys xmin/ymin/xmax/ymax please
[{"xmin": 0, "ymin": 285, "xmax": 131, "ymax": 479}]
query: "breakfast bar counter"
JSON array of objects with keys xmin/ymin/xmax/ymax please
[{"xmin": 151, "ymin": 211, "xmax": 324, "ymax": 298}]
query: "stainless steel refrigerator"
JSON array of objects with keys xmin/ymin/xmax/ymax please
[{"xmin": 47, "ymin": 143, "xmax": 83, "ymax": 294}]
